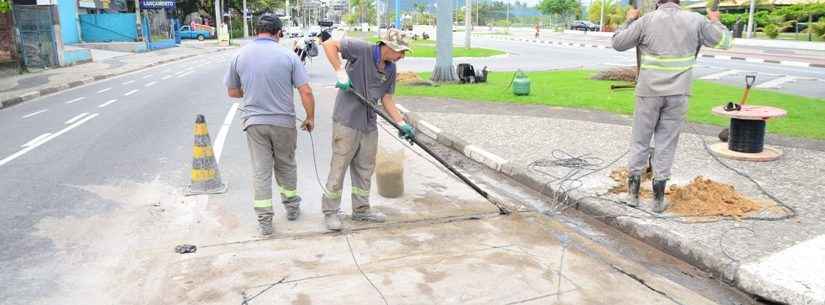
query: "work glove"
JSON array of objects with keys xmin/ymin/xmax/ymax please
[
  {"xmin": 335, "ymin": 70, "xmax": 351, "ymax": 90},
  {"xmin": 397, "ymin": 122, "xmax": 415, "ymax": 141}
]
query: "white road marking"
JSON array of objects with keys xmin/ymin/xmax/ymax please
[
  {"xmin": 22, "ymin": 109, "xmax": 48, "ymax": 119},
  {"xmin": 98, "ymin": 99, "xmax": 118, "ymax": 108},
  {"xmin": 213, "ymin": 103, "xmax": 239, "ymax": 164},
  {"xmin": 0, "ymin": 113, "xmax": 100, "ymax": 168},
  {"xmin": 756, "ymin": 76, "xmax": 797, "ymax": 89},
  {"xmin": 141, "ymin": 74, "xmax": 153, "ymax": 79},
  {"xmin": 21, "ymin": 133, "xmax": 52, "ymax": 148},
  {"xmin": 122, "ymin": 80, "xmax": 135, "ymax": 85},
  {"xmin": 700, "ymin": 69, "xmax": 741, "ymax": 80},
  {"xmin": 124, "ymin": 89, "xmax": 139, "ymax": 96},
  {"xmin": 96, "ymin": 87, "xmax": 112, "ymax": 93},
  {"xmin": 145, "ymin": 81, "xmax": 157, "ymax": 87},
  {"xmin": 65, "ymin": 112, "xmax": 89, "ymax": 124},
  {"xmin": 176, "ymin": 71, "xmax": 195, "ymax": 78},
  {"xmin": 161, "ymin": 75, "xmax": 172, "ymax": 80},
  {"xmin": 65, "ymin": 97, "xmax": 85, "ymax": 104}
]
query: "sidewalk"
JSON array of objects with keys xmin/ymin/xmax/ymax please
[
  {"xmin": 481, "ymin": 31, "xmax": 825, "ymax": 68},
  {"xmin": 0, "ymin": 43, "xmax": 235, "ymax": 110},
  {"xmin": 397, "ymin": 97, "xmax": 825, "ymax": 305}
]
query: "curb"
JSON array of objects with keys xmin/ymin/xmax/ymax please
[
  {"xmin": 396, "ymin": 103, "xmax": 779, "ymax": 304},
  {"xmin": 478, "ymin": 34, "xmax": 825, "ymax": 69},
  {"xmin": 0, "ymin": 47, "xmax": 234, "ymax": 110}
]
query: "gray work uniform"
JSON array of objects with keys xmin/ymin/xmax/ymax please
[
  {"xmin": 612, "ymin": 3, "xmax": 731, "ymax": 179},
  {"xmin": 224, "ymin": 37, "xmax": 310, "ymax": 216},
  {"xmin": 322, "ymin": 38, "xmax": 397, "ymax": 215}
]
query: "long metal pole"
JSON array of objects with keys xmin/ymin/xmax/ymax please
[
  {"xmin": 599, "ymin": 0, "xmax": 605, "ymax": 32},
  {"xmin": 242, "ymin": 0, "xmax": 249, "ymax": 38},
  {"xmin": 348, "ymin": 89, "xmax": 509, "ymax": 214},
  {"xmin": 746, "ymin": 0, "xmax": 755, "ymax": 38},
  {"xmin": 214, "ymin": 0, "xmax": 222, "ymax": 39},
  {"xmin": 465, "ymin": 0, "xmax": 471, "ymax": 48}
]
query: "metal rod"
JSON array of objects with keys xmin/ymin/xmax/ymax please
[{"xmin": 347, "ymin": 89, "xmax": 508, "ymax": 213}]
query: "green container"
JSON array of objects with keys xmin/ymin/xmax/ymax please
[{"xmin": 513, "ymin": 70, "xmax": 531, "ymax": 96}]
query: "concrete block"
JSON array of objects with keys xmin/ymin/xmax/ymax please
[{"xmin": 463, "ymin": 145, "xmax": 506, "ymax": 172}]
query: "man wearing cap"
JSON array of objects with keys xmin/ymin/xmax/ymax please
[
  {"xmin": 320, "ymin": 29, "xmax": 414, "ymax": 231},
  {"xmin": 225, "ymin": 15, "xmax": 316, "ymax": 236}
]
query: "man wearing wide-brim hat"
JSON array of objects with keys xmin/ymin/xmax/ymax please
[{"xmin": 319, "ymin": 29, "xmax": 414, "ymax": 231}]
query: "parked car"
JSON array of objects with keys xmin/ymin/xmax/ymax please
[
  {"xmin": 569, "ymin": 21, "xmax": 599, "ymax": 32},
  {"xmin": 178, "ymin": 26, "xmax": 213, "ymax": 40}
]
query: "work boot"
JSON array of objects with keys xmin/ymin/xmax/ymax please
[
  {"xmin": 627, "ymin": 175, "xmax": 641, "ymax": 207},
  {"xmin": 352, "ymin": 210, "xmax": 386, "ymax": 223},
  {"xmin": 282, "ymin": 196, "xmax": 302, "ymax": 221},
  {"xmin": 255, "ymin": 207, "xmax": 274, "ymax": 236},
  {"xmin": 652, "ymin": 179, "xmax": 668, "ymax": 213},
  {"xmin": 325, "ymin": 213, "xmax": 342, "ymax": 231}
]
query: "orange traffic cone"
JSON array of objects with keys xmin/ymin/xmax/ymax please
[{"xmin": 185, "ymin": 114, "xmax": 228, "ymax": 196}]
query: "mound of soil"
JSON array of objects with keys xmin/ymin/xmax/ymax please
[
  {"xmin": 592, "ymin": 66, "xmax": 638, "ymax": 82},
  {"xmin": 667, "ymin": 177, "xmax": 763, "ymax": 218},
  {"xmin": 608, "ymin": 168, "xmax": 764, "ymax": 218},
  {"xmin": 397, "ymin": 71, "xmax": 422, "ymax": 83}
]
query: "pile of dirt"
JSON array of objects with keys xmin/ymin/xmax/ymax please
[
  {"xmin": 667, "ymin": 177, "xmax": 763, "ymax": 218},
  {"xmin": 396, "ymin": 71, "xmax": 433, "ymax": 86},
  {"xmin": 591, "ymin": 66, "xmax": 637, "ymax": 82},
  {"xmin": 608, "ymin": 167, "xmax": 653, "ymax": 196},
  {"xmin": 608, "ymin": 168, "xmax": 765, "ymax": 218}
]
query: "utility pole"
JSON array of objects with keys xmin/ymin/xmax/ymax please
[
  {"xmin": 465, "ymin": 0, "xmax": 471, "ymax": 48},
  {"xmin": 376, "ymin": 0, "xmax": 381, "ymax": 37},
  {"xmin": 599, "ymin": 0, "xmax": 605, "ymax": 32},
  {"xmin": 214, "ymin": 0, "xmax": 222, "ymax": 40},
  {"xmin": 136, "ymin": 0, "xmax": 143, "ymax": 41},
  {"xmin": 242, "ymin": 0, "xmax": 249, "ymax": 38},
  {"xmin": 506, "ymin": 0, "xmax": 509, "ymax": 32},
  {"xmin": 746, "ymin": 0, "xmax": 755, "ymax": 38}
]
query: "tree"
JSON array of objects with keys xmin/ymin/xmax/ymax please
[
  {"xmin": 587, "ymin": 0, "xmax": 626, "ymax": 30},
  {"xmin": 1, "ymin": 0, "xmax": 11, "ymax": 14},
  {"xmin": 538, "ymin": 0, "xmax": 579, "ymax": 25},
  {"xmin": 432, "ymin": 0, "xmax": 457, "ymax": 81}
]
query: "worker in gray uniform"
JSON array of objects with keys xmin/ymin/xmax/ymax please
[
  {"xmin": 612, "ymin": 0, "xmax": 732, "ymax": 212},
  {"xmin": 320, "ymin": 29, "xmax": 414, "ymax": 231},
  {"xmin": 225, "ymin": 15, "xmax": 316, "ymax": 236}
]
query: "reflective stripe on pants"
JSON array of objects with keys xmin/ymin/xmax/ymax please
[{"xmin": 322, "ymin": 122, "xmax": 378, "ymax": 214}]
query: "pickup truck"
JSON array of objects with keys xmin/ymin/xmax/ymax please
[{"xmin": 178, "ymin": 26, "xmax": 213, "ymax": 41}]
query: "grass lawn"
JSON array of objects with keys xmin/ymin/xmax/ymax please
[
  {"xmin": 362, "ymin": 36, "xmax": 506, "ymax": 58},
  {"xmin": 396, "ymin": 70, "xmax": 825, "ymax": 140}
]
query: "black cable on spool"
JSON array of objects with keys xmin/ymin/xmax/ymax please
[{"xmin": 728, "ymin": 118, "xmax": 766, "ymax": 153}]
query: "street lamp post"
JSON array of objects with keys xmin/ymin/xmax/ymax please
[
  {"xmin": 465, "ymin": 0, "xmax": 471, "ymax": 48},
  {"xmin": 599, "ymin": 0, "xmax": 605, "ymax": 32},
  {"xmin": 242, "ymin": 0, "xmax": 249, "ymax": 38},
  {"xmin": 746, "ymin": 0, "xmax": 755, "ymax": 38}
]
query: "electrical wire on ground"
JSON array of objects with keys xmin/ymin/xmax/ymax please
[{"xmin": 529, "ymin": 129, "xmax": 796, "ymax": 223}]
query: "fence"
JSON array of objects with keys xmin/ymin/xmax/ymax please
[{"xmin": 79, "ymin": 13, "xmax": 137, "ymax": 42}]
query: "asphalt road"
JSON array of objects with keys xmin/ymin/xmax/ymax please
[{"xmin": 0, "ymin": 40, "xmax": 759, "ymax": 304}]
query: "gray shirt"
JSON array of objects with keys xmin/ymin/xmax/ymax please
[
  {"xmin": 225, "ymin": 37, "xmax": 309, "ymax": 130},
  {"xmin": 334, "ymin": 38, "xmax": 397, "ymax": 132},
  {"xmin": 612, "ymin": 3, "xmax": 731, "ymax": 97}
]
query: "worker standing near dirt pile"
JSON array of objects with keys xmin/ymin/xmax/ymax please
[
  {"xmin": 224, "ymin": 15, "xmax": 317, "ymax": 236},
  {"xmin": 320, "ymin": 29, "xmax": 415, "ymax": 231},
  {"xmin": 612, "ymin": 0, "xmax": 732, "ymax": 212}
]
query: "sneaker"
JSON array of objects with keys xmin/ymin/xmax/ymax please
[
  {"xmin": 352, "ymin": 210, "xmax": 386, "ymax": 223},
  {"xmin": 283, "ymin": 196, "xmax": 301, "ymax": 221},
  {"xmin": 325, "ymin": 213, "xmax": 342, "ymax": 231}
]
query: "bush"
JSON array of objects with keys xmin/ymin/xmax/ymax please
[
  {"xmin": 812, "ymin": 19, "xmax": 825, "ymax": 38},
  {"xmin": 763, "ymin": 24, "xmax": 779, "ymax": 39}
]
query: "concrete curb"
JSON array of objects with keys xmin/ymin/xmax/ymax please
[
  {"xmin": 397, "ymin": 103, "xmax": 784, "ymax": 304},
  {"xmin": 0, "ymin": 47, "xmax": 234, "ymax": 111},
  {"xmin": 478, "ymin": 34, "xmax": 825, "ymax": 69}
]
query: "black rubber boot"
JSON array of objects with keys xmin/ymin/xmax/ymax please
[
  {"xmin": 652, "ymin": 179, "xmax": 668, "ymax": 213},
  {"xmin": 627, "ymin": 175, "xmax": 641, "ymax": 207}
]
